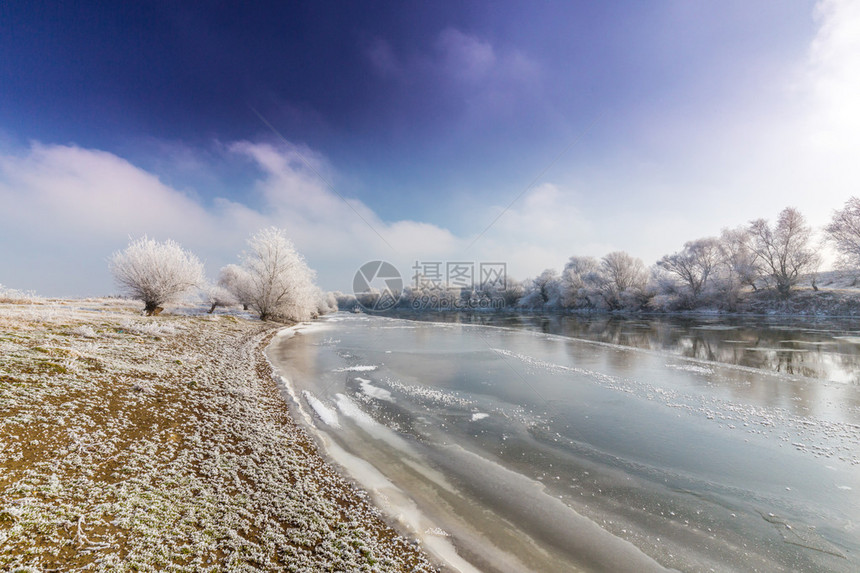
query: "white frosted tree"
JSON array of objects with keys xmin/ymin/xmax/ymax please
[
  {"xmin": 481, "ymin": 275, "xmax": 523, "ymax": 308},
  {"xmin": 593, "ymin": 251, "xmax": 648, "ymax": 310},
  {"xmin": 218, "ymin": 263, "xmax": 254, "ymax": 310},
  {"xmin": 657, "ymin": 238, "xmax": 722, "ymax": 303},
  {"xmin": 110, "ymin": 237, "xmax": 204, "ymax": 315},
  {"xmin": 202, "ymin": 283, "xmax": 238, "ymax": 314},
  {"xmin": 518, "ymin": 269, "xmax": 562, "ymax": 309},
  {"xmin": 560, "ymin": 256, "xmax": 599, "ymax": 308},
  {"xmin": 314, "ymin": 288, "xmax": 338, "ymax": 316},
  {"xmin": 719, "ymin": 226, "xmax": 762, "ymax": 292},
  {"xmin": 239, "ymin": 227, "xmax": 317, "ymax": 321},
  {"xmin": 824, "ymin": 197, "xmax": 860, "ymax": 269},
  {"xmin": 748, "ymin": 207, "xmax": 820, "ymax": 298},
  {"xmin": 332, "ymin": 291, "xmax": 359, "ymax": 312}
]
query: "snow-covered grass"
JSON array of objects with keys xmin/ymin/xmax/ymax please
[
  {"xmin": 0, "ymin": 284, "xmax": 42, "ymax": 305},
  {"xmin": 0, "ymin": 300, "xmax": 434, "ymax": 572}
]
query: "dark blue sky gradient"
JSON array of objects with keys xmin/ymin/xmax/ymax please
[{"xmin": 0, "ymin": 1, "xmax": 819, "ymax": 236}]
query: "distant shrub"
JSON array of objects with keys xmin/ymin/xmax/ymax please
[{"xmin": 0, "ymin": 284, "xmax": 40, "ymax": 304}]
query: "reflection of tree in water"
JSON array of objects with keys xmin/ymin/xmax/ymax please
[
  {"xmin": 392, "ymin": 310, "xmax": 860, "ymax": 384},
  {"xmin": 836, "ymin": 350, "xmax": 860, "ymax": 386},
  {"xmin": 389, "ymin": 310, "xmax": 860, "ymax": 423}
]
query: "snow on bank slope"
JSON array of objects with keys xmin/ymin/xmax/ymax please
[{"xmin": 0, "ymin": 300, "xmax": 433, "ymax": 572}]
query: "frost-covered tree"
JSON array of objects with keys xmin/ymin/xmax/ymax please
[
  {"xmin": 332, "ymin": 291, "xmax": 358, "ymax": 312},
  {"xmin": 218, "ymin": 264, "xmax": 253, "ymax": 310},
  {"xmin": 239, "ymin": 227, "xmax": 317, "ymax": 321},
  {"xmin": 315, "ymin": 289, "xmax": 338, "ymax": 316},
  {"xmin": 560, "ymin": 256, "xmax": 599, "ymax": 308},
  {"xmin": 485, "ymin": 276, "xmax": 523, "ymax": 308},
  {"xmin": 519, "ymin": 269, "xmax": 562, "ymax": 310},
  {"xmin": 718, "ymin": 226, "xmax": 762, "ymax": 292},
  {"xmin": 824, "ymin": 197, "xmax": 860, "ymax": 269},
  {"xmin": 109, "ymin": 237, "xmax": 204, "ymax": 315},
  {"xmin": 647, "ymin": 266, "xmax": 685, "ymax": 311},
  {"xmin": 202, "ymin": 283, "xmax": 238, "ymax": 314},
  {"xmin": 592, "ymin": 251, "xmax": 648, "ymax": 310},
  {"xmin": 602, "ymin": 251, "xmax": 647, "ymax": 292},
  {"xmin": 657, "ymin": 238, "xmax": 722, "ymax": 302},
  {"xmin": 748, "ymin": 207, "xmax": 820, "ymax": 298}
]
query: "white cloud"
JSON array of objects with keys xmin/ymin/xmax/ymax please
[
  {"xmin": 363, "ymin": 27, "xmax": 542, "ymax": 123},
  {"xmin": 0, "ymin": 140, "xmax": 470, "ymax": 296},
  {"xmin": 0, "ymin": 137, "xmax": 606, "ymax": 296},
  {"xmin": 3, "ymin": 1, "xmax": 858, "ymax": 296},
  {"xmin": 462, "ymin": 183, "xmax": 621, "ymax": 276},
  {"xmin": 796, "ymin": 0, "xmax": 860, "ymax": 207},
  {"xmin": 228, "ymin": 141, "xmax": 466, "ymax": 285},
  {"xmin": 435, "ymin": 28, "xmax": 497, "ymax": 84},
  {"xmin": 366, "ymin": 38, "xmax": 401, "ymax": 78},
  {"xmin": 538, "ymin": 0, "xmax": 860, "ymax": 265},
  {"xmin": 465, "ymin": 0, "xmax": 860, "ymax": 273},
  {"xmin": 0, "ymin": 144, "xmax": 213, "ymax": 241},
  {"xmin": 808, "ymin": 0, "xmax": 860, "ymax": 134},
  {"xmin": 432, "ymin": 27, "xmax": 542, "ymax": 119},
  {"xmin": 730, "ymin": 0, "xmax": 860, "ymax": 227}
]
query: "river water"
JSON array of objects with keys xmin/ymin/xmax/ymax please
[{"xmin": 266, "ymin": 313, "xmax": 860, "ymax": 572}]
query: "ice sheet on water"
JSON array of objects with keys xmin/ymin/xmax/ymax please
[
  {"xmin": 666, "ymin": 363, "xmax": 714, "ymax": 375},
  {"xmin": 333, "ymin": 393, "xmax": 420, "ymax": 454},
  {"xmin": 759, "ymin": 511, "xmax": 846, "ymax": 558},
  {"xmin": 334, "ymin": 393, "xmax": 377, "ymax": 427},
  {"xmin": 745, "ymin": 347, "xmax": 809, "ymax": 353},
  {"xmin": 303, "ymin": 391, "xmax": 341, "ymax": 428},
  {"xmin": 356, "ymin": 377, "xmax": 394, "ymax": 402},
  {"xmin": 383, "ymin": 377, "xmax": 474, "ymax": 408},
  {"xmin": 334, "ymin": 365, "xmax": 379, "ymax": 372},
  {"xmin": 492, "ymin": 348, "xmax": 616, "ymax": 384},
  {"xmin": 491, "ymin": 349, "xmax": 860, "ymax": 464},
  {"xmin": 471, "ymin": 413, "xmax": 489, "ymax": 421}
]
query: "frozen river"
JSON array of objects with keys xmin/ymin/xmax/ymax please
[{"xmin": 267, "ymin": 313, "xmax": 860, "ymax": 572}]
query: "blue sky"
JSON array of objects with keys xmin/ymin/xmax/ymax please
[{"xmin": 2, "ymin": 1, "xmax": 858, "ymax": 296}]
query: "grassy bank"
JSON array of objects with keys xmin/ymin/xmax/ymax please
[{"xmin": 0, "ymin": 299, "xmax": 434, "ymax": 572}]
